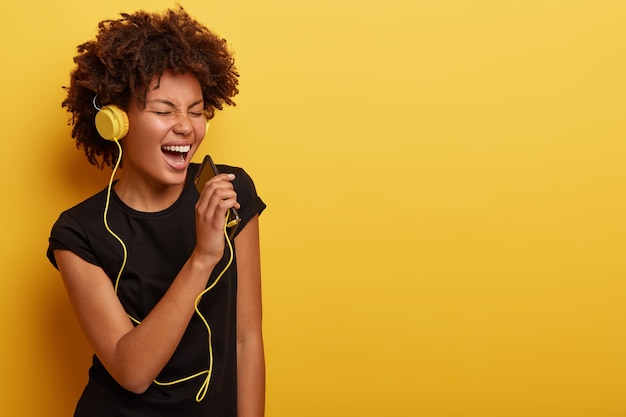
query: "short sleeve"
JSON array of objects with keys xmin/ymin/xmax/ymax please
[{"xmin": 47, "ymin": 211, "xmax": 100, "ymax": 269}]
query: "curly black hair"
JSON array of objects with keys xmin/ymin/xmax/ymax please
[{"xmin": 62, "ymin": 6, "xmax": 239, "ymax": 168}]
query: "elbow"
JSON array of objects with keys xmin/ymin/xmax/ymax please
[
  {"xmin": 106, "ymin": 343, "xmax": 157, "ymax": 394},
  {"xmin": 120, "ymin": 378, "xmax": 153, "ymax": 395},
  {"xmin": 125, "ymin": 381, "xmax": 152, "ymax": 395},
  {"xmin": 111, "ymin": 370, "xmax": 154, "ymax": 395}
]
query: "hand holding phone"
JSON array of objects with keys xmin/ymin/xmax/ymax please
[{"xmin": 194, "ymin": 155, "xmax": 241, "ymax": 238}]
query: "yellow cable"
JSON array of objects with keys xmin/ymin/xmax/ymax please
[
  {"xmin": 102, "ymin": 139, "xmax": 127, "ymax": 293},
  {"xmin": 153, "ymin": 224, "xmax": 234, "ymax": 402},
  {"xmin": 102, "ymin": 139, "xmax": 233, "ymax": 401}
]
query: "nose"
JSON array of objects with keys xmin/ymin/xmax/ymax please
[{"xmin": 172, "ymin": 112, "xmax": 193, "ymax": 136}]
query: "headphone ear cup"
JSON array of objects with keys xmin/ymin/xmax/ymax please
[{"xmin": 95, "ymin": 105, "xmax": 129, "ymax": 141}]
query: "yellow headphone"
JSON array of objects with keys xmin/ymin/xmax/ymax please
[
  {"xmin": 95, "ymin": 105, "xmax": 129, "ymax": 141},
  {"xmin": 95, "ymin": 104, "xmax": 210, "ymax": 141}
]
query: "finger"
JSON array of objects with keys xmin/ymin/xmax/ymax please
[
  {"xmin": 196, "ymin": 174, "xmax": 236, "ymax": 208},
  {"xmin": 199, "ymin": 173, "xmax": 236, "ymax": 190},
  {"xmin": 197, "ymin": 186, "xmax": 238, "ymax": 222}
]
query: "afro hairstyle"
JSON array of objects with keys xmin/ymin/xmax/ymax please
[{"xmin": 62, "ymin": 6, "xmax": 239, "ymax": 168}]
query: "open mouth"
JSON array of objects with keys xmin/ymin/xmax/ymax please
[{"xmin": 162, "ymin": 145, "xmax": 191, "ymax": 166}]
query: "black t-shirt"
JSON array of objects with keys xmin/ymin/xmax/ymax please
[{"xmin": 47, "ymin": 163, "xmax": 265, "ymax": 417}]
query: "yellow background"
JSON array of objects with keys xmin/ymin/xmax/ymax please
[{"xmin": 1, "ymin": 1, "xmax": 625, "ymax": 416}]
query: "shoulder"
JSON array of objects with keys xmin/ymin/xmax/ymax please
[
  {"xmin": 62, "ymin": 188, "xmax": 109, "ymax": 216},
  {"xmin": 53, "ymin": 188, "xmax": 109, "ymax": 229},
  {"xmin": 47, "ymin": 188, "xmax": 109, "ymax": 268}
]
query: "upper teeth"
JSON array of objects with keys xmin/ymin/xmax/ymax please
[{"xmin": 162, "ymin": 145, "xmax": 191, "ymax": 153}]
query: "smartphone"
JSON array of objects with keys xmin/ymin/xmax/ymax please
[{"xmin": 194, "ymin": 155, "xmax": 241, "ymax": 238}]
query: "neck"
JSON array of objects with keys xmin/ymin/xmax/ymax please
[{"xmin": 113, "ymin": 174, "xmax": 186, "ymax": 212}]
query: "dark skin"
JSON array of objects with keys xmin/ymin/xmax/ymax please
[{"xmin": 57, "ymin": 7, "xmax": 264, "ymax": 415}]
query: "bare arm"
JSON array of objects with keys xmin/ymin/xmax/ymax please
[
  {"xmin": 235, "ymin": 215, "xmax": 266, "ymax": 417},
  {"xmin": 54, "ymin": 173, "xmax": 238, "ymax": 394}
]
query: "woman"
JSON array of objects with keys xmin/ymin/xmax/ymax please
[{"xmin": 47, "ymin": 7, "xmax": 265, "ymax": 416}]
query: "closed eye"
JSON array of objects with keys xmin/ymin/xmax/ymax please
[{"xmin": 151, "ymin": 111, "xmax": 203, "ymax": 117}]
